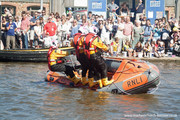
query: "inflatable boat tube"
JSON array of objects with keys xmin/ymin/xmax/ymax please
[{"xmin": 45, "ymin": 57, "xmax": 160, "ymax": 95}]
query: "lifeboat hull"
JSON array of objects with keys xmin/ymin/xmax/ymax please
[{"xmin": 45, "ymin": 58, "xmax": 160, "ymax": 95}]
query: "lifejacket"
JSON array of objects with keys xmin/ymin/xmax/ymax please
[
  {"xmin": 83, "ymin": 33, "xmax": 99, "ymax": 59},
  {"xmin": 73, "ymin": 33, "xmax": 85, "ymax": 58},
  {"xmin": 47, "ymin": 47, "xmax": 64, "ymax": 70}
]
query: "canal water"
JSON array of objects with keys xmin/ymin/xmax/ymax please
[{"xmin": 0, "ymin": 62, "xmax": 179, "ymax": 120}]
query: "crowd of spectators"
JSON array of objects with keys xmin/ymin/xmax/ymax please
[{"xmin": 1, "ymin": 1, "xmax": 180, "ymax": 58}]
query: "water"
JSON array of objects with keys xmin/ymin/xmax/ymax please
[{"xmin": 0, "ymin": 62, "xmax": 179, "ymax": 120}]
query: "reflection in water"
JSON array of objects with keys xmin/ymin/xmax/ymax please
[{"xmin": 0, "ymin": 62, "xmax": 179, "ymax": 119}]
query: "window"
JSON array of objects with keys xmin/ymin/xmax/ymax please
[
  {"xmin": 27, "ymin": 6, "xmax": 45, "ymax": 12},
  {"xmin": 2, "ymin": 5, "xmax": 16, "ymax": 16}
]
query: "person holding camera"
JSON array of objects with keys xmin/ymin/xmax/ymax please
[{"xmin": 6, "ymin": 16, "xmax": 17, "ymax": 49}]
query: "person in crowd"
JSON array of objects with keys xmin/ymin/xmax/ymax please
[
  {"xmin": 110, "ymin": 37, "xmax": 120, "ymax": 56},
  {"xmin": 1, "ymin": 17, "xmax": 7, "ymax": 48},
  {"xmin": 57, "ymin": 18, "xmax": 68, "ymax": 46},
  {"xmin": 120, "ymin": 2, "xmax": 130, "ymax": 17},
  {"xmin": 115, "ymin": 17, "xmax": 124, "ymax": 53},
  {"xmin": 39, "ymin": 17, "xmax": 45, "ymax": 40},
  {"xmin": 30, "ymin": 12, "xmax": 39, "ymax": 48},
  {"xmin": 151, "ymin": 41, "xmax": 158, "ymax": 57},
  {"xmin": 90, "ymin": 17, "xmax": 97, "ymax": 26},
  {"xmin": 70, "ymin": 20, "xmax": 80, "ymax": 37},
  {"xmin": 34, "ymin": 20, "xmax": 44, "ymax": 48},
  {"xmin": 143, "ymin": 19, "xmax": 153, "ymax": 46},
  {"xmin": 107, "ymin": 0, "xmax": 119, "ymax": 19},
  {"xmin": 173, "ymin": 37, "xmax": 180, "ymax": 56},
  {"xmin": 55, "ymin": 16, "xmax": 61, "ymax": 29},
  {"xmin": 14, "ymin": 16, "xmax": 22, "ymax": 49},
  {"xmin": 122, "ymin": 40, "xmax": 133, "ymax": 57},
  {"xmin": 47, "ymin": 45, "xmax": 81, "ymax": 85},
  {"xmin": 81, "ymin": 14, "xmax": 87, "ymax": 23},
  {"xmin": 162, "ymin": 17, "xmax": 168, "ymax": 26},
  {"xmin": 152, "ymin": 20, "xmax": 161, "ymax": 43},
  {"xmin": 21, "ymin": 11, "xmax": 30, "ymax": 49},
  {"xmin": 6, "ymin": 16, "xmax": 17, "ymax": 49},
  {"xmin": 87, "ymin": 20, "xmax": 98, "ymax": 34},
  {"xmin": 61, "ymin": 14, "xmax": 66, "ymax": 20},
  {"xmin": 132, "ymin": 20, "xmax": 144, "ymax": 49},
  {"xmin": 136, "ymin": 0, "xmax": 145, "ymax": 20},
  {"xmin": 65, "ymin": 16, "xmax": 72, "ymax": 38},
  {"xmin": 159, "ymin": 19, "xmax": 165, "ymax": 29},
  {"xmin": 172, "ymin": 26, "xmax": 180, "ymax": 39},
  {"xmin": 76, "ymin": 14, "xmax": 82, "ymax": 25},
  {"xmin": 41, "ymin": 10, "xmax": 48, "ymax": 24},
  {"xmin": 107, "ymin": 18, "xmax": 113, "ymax": 40},
  {"xmin": 153, "ymin": 19, "xmax": 159, "ymax": 28},
  {"xmin": 83, "ymin": 33, "xmax": 113, "ymax": 88},
  {"xmin": 168, "ymin": 18, "xmax": 175, "ymax": 37},
  {"xmin": 67, "ymin": 7, "xmax": 73, "ymax": 16},
  {"xmin": 157, "ymin": 41, "xmax": 165, "ymax": 57},
  {"xmin": 123, "ymin": 16, "xmax": 133, "ymax": 46},
  {"xmin": 139, "ymin": 14, "xmax": 144, "ymax": 21},
  {"xmin": 101, "ymin": 19, "xmax": 111, "ymax": 46},
  {"xmin": 143, "ymin": 42, "xmax": 151, "ymax": 57},
  {"xmin": 67, "ymin": 12, "xmax": 74, "ymax": 23},
  {"xmin": 49, "ymin": 12, "xmax": 56, "ymax": 23},
  {"xmin": 141, "ymin": 16, "xmax": 146, "ymax": 27},
  {"xmin": 37, "ymin": 10, "xmax": 42, "ymax": 18},
  {"xmin": 39, "ymin": 17, "xmax": 45, "ymax": 31},
  {"xmin": 55, "ymin": 12, "xmax": 60, "ymax": 18},
  {"xmin": 79, "ymin": 19, "xmax": 88, "ymax": 34},
  {"xmin": 44, "ymin": 16, "xmax": 57, "ymax": 47},
  {"xmin": 134, "ymin": 41, "xmax": 143, "ymax": 57},
  {"xmin": 26, "ymin": 11, "xmax": 32, "ymax": 21},
  {"xmin": 173, "ymin": 18, "xmax": 179, "ymax": 28},
  {"xmin": 161, "ymin": 25, "xmax": 170, "ymax": 53},
  {"xmin": 169, "ymin": 35, "xmax": 178, "ymax": 52},
  {"xmin": 87, "ymin": 11, "xmax": 92, "ymax": 20}
]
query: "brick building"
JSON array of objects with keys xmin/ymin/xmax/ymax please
[{"xmin": 1, "ymin": 0, "xmax": 50, "ymax": 17}]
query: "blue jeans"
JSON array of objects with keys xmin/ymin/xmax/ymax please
[{"xmin": 22, "ymin": 33, "xmax": 28, "ymax": 49}]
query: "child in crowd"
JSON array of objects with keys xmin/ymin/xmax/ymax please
[
  {"xmin": 151, "ymin": 41, "xmax": 158, "ymax": 57},
  {"xmin": 133, "ymin": 41, "xmax": 143, "ymax": 57},
  {"xmin": 157, "ymin": 41, "xmax": 165, "ymax": 57},
  {"xmin": 122, "ymin": 41, "xmax": 133, "ymax": 57},
  {"xmin": 143, "ymin": 42, "xmax": 151, "ymax": 57},
  {"xmin": 110, "ymin": 37, "xmax": 120, "ymax": 56},
  {"xmin": 170, "ymin": 35, "xmax": 180, "ymax": 55},
  {"xmin": 169, "ymin": 35, "xmax": 178, "ymax": 52}
]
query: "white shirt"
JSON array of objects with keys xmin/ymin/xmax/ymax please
[
  {"xmin": 58, "ymin": 23, "xmax": 68, "ymax": 35},
  {"xmin": 87, "ymin": 25, "xmax": 98, "ymax": 34},
  {"xmin": 79, "ymin": 25, "xmax": 89, "ymax": 34},
  {"xmin": 34, "ymin": 25, "xmax": 43, "ymax": 36}
]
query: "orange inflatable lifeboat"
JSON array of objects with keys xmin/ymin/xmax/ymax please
[{"xmin": 45, "ymin": 57, "xmax": 160, "ymax": 95}]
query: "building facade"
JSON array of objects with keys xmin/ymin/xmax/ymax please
[
  {"xmin": 1, "ymin": 0, "xmax": 50, "ymax": 17},
  {"xmin": 0, "ymin": 0, "xmax": 179, "ymax": 20}
]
